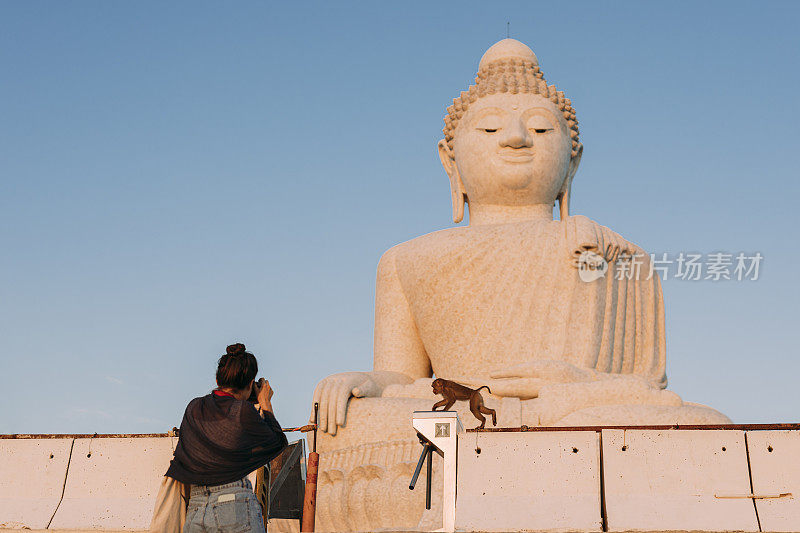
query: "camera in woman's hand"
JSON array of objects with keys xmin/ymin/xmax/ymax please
[
  {"xmin": 248, "ymin": 378, "xmax": 273, "ymax": 406},
  {"xmin": 247, "ymin": 378, "xmax": 263, "ymax": 403}
]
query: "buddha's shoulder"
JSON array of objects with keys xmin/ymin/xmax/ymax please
[
  {"xmin": 567, "ymin": 214, "xmax": 646, "ymax": 250},
  {"xmin": 377, "ymin": 218, "xmax": 644, "ymax": 272},
  {"xmin": 378, "ymin": 222, "xmax": 562, "ymax": 270},
  {"xmin": 378, "ymin": 227, "xmax": 471, "ymax": 269}
]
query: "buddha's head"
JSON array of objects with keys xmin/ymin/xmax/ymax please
[{"xmin": 439, "ymin": 39, "xmax": 583, "ymax": 223}]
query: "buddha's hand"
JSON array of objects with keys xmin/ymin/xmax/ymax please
[
  {"xmin": 564, "ymin": 215, "xmax": 637, "ymax": 266},
  {"xmin": 479, "ymin": 360, "xmax": 597, "ymax": 399},
  {"xmin": 461, "ymin": 376, "xmax": 544, "ymax": 400},
  {"xmin": 492, "ymin": 360, "xmax": 596, "ymax": 383},
  {"xmin": 311, "ymin": 372, "xmax": 383, "ymax": 435}
]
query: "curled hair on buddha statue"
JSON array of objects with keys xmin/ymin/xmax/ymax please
[
  {"xmin": 441, "ymin": 39, "xmax": 582, "ymax": 223},
  {"xmin": 216, "ymin": 342, "xmax": 258, "ymax": 391}
]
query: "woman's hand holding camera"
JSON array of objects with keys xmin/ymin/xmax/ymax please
[{"xmin": 255, "ymin": 378, "xmax": 274, "ymax": 414}]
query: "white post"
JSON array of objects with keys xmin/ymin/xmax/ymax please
[{"xmin": 412, "ymin": 411, "xmax": 462, "ymax": 533}]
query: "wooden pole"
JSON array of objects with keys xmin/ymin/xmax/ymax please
[{"xmin": 301, "ymin": 403, "xmax": 319, "ymax": 532}]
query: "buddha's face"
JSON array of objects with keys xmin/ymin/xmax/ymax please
[{"xmin": 448, "ymin": 92, "xmax": 575, "ymax": 207}]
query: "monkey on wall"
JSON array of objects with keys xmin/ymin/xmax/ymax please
[{"xmin": 431, "ymin": 378, "xmax": 497, "ymax": 429}]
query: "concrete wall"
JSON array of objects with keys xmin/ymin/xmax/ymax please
[
  {"xmin": 48, "ymin": 438, "xmax": 178, "ymax": 530},
  {"xmin": 3, "ymin": 430, "xmax": 799, "ymax": 532},
  {"xmin": 452, "ymin": 429, "xmax": 798, "ymax": 532},
  {"xmin": 0, "ymin": 439, "xmax": 73, "ymax": 529},
  {"xmin": 456, "ymin": 431, "xmax": 601, "ymax": 532},
  {"xmin": 601, "ymin": 429, "xmax": 758, "ymax": 532},
  {"xmin": 0, "ymin": 437, "xmax": 177, "ymax": 531},
  {"xmin": 746, "ymin": 430, "xmax": 800, "ymax": 532}
]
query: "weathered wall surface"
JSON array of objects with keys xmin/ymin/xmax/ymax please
[
  {"xmin": 602, "ymin": 429, "xmax": 758, "ymax": 532},
  {"xmin": 0, "ymin": 438, "xmax": 74, "ymax": 529},
  {"xmin": 453, "ymin": 429, "xmax": 799, "ymax": 533},
  {"xmin": 0, "ymin": 437, "xmax": 176, "ymax": 531},
  {"xmin": 2, "ymin": 430, "xmax": 799, "ymax": 532},
  {"xmin": 456, "ymin": 431, "xmax": 601, "ymax": 532},
  {"xmin": 746, "ymin": 430, "xmax": 800, "ymax": 532},
  {"xmin": 48, "ymin": 438, "xmax": 177, "ymax": 530}
]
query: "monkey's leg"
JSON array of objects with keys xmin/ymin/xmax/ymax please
[
  {"xmin": 480, "ymin": 406, "xmax": 497, "ymax": 426},
  {"xmin": 443, "ymin": 400, "xmax": 456, "ymax": 411},
  {"xmin": 432, "ymin": 399, "xmax": 449, "ymax": 411},
  {"xmin": 469, "ymin": 395, "xmax": 485, "ymax": 428},
  {"xmin": 470, "ymin": 404, "xmax": 487, "ymax": 429}
]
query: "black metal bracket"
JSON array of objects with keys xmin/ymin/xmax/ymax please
[{"xmin": 409, "ymin": 439, "xmax": 434, "ymax": 510}]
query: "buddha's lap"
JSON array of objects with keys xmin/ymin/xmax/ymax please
[
  {"xmin": 316, "ymin": 396, "xmax": 731, "ymax": 454},
  {"xmin": 551, "ymin": 403, "xmax": 732, "ymax": 426}
]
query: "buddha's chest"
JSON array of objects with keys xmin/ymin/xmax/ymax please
[{"xmin": 393, "ymin": 222, "xmax": 577, "ymax": 365}]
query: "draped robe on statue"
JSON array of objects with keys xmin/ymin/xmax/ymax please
[{"xmin": 389, "ymin": 218, "xmax": 667, "ymax": 389}]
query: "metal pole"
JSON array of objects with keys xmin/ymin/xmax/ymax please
[
  {"xmin": 425, "ymin": 446, "xmax": 432, "ymax": 510},
  {"xmin": 301, "ymin": 403, "xmax": 319, "ymax": 532},
  {"xmin": 409, "ymin": 443, "xmax": 429, "ymax": 490}
]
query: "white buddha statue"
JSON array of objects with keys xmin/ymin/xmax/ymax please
[{"xmin": 310, "ymin": 39, "xmax": 728, "ymax": 532}]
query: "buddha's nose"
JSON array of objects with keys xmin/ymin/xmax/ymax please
[{"xmin": 499, "ymin": 119, "xmax": 533, "ymax": 148}]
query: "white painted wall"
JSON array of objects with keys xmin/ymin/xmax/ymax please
[
  {"xmin": 48, "ymin": 438, "xmax": 177, "ymax": 530},
  {"xmin": 747, "ymin": 430, "xmax": 800, "ymax": 532},
  {"xmin": 602, "ymin": 429, "xmax": 759, "ymax": 532},
  {"xmin": 456, "ymin": 431, "xmax": 602, "ymax": 532},
  {"xmin": 0, "ymin": 439, "xmax": 73, "ymax": 529},
  {"xmin": 3, "ymin": 430, "xmax": 799, "ymax": 532}
]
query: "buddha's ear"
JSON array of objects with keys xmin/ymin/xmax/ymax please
[
  {"xmin": 438, "ymin": 139, "xmax": 466, "ymax": 223},
  {"xmin": 558, "ymin": 143, "xmax": 583, "ymax": 220}
]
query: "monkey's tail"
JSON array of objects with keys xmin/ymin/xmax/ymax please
[{"xmin": 476, "ymin": 385, "xmax": 492, "ymax": 394}]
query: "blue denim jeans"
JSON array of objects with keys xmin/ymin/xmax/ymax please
[{"xmin": 183, "ymin": 478, "xmax": 266, "ymax": 533}]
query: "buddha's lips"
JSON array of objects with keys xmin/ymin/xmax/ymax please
[{"xmin": 497, "ymin": 149, "xmax": 534, "ymax": 162}]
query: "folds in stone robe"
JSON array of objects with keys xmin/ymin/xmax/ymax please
[{"xmin": 386, "ymin": 218, "xmax": 666, "ymax": 389}]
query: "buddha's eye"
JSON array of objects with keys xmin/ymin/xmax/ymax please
[
  {"xmin": 527, "ymin": 115, "xmax": 555, "ymax": 134},
  {"xmin": 476, "ymin": 115, "xmax": 502, "ymax": 133}
]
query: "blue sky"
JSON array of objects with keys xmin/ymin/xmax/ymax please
[{"xmin": 1, "ymin": 1, "xmax": 798, "ymax": 433}]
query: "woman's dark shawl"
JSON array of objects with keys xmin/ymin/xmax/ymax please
[{"xmin": 166, "ymin": 393, "xmax": 288, "ymax": 486}]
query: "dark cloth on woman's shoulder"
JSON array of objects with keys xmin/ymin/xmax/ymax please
[{"xmin": 166, "ymin": 393, "xmax": 288, "ymax": 485}]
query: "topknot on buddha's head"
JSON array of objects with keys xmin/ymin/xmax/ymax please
[
  {"xmin": 443, "ymin": 39, "xmax": 580, "ymax": 157},
  {"xmin": 478, "ymin": 38, "xmax": 539, "ymax": 69}
]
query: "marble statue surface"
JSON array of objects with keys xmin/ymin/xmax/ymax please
[{"xmin": 308, "ymin": 38, "xmax": 729, "ymax": 532}]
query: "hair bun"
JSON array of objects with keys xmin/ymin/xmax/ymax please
[{"xmin": 226, "ymin": 343, "xmax": 247, "ymax": 356}]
